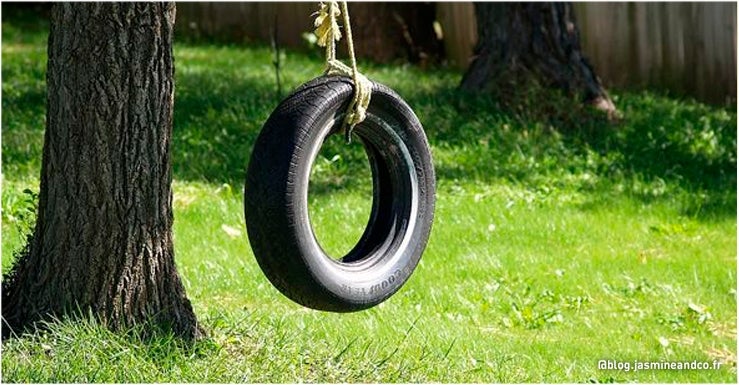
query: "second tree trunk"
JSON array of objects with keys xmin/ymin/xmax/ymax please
[{"xmin": 461, "ymin": 3, "xmax": 616, "ymax": 115}]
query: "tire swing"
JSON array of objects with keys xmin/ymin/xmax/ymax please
[{"xmin": 244, "ymin": 2, "xmax": 435, "ymax": 312}]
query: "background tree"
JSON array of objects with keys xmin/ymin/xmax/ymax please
[
  {"xmin": 461, "ymin": 3, "xmax": 617, "ymax": 117},
  {"xmin": 347, "ymin": 2, "xmax": 443, "ymax": 65},
  {"xmin": 2, "ymin": 2, "xmax": 201, "ymax": 339}
]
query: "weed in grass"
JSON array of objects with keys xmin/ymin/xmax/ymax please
[{"xmin": 1, "ymin": 187, "xmax": 38, "ymax": 235}]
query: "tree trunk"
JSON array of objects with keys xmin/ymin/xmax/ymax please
[
  {"xmin": 347, "ymin": 2, "xmax": 444, "ymax": 66},
  {"xmin": 461, "ymin": 3, "xmax": 617, "ymax": 116},
  {"xmin": 2, "ymin": 3, "xmax": 202, "ymax": 339}
]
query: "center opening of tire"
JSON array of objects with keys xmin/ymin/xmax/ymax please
[{"xmin": 308, "ymin": 133, "xmax": 373, "ymax": 260}]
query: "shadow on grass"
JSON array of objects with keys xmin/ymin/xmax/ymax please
[
  {"xmin": 1, "ymin": 88, "xmax": 46, "ymax": 173},
  {"xmin": 173, "ymin": 69, "xmax": 736, "ymax": 220},
  {"xmin": 171, "ymin": 72, "xmax": 271, "ymax": 186},
  {"xmin": 1, "ymin": 4, "xmax": 50, "ymax": 41},
  {"xmin": 401, "ymin": 86, "xmax": 736, "ymax": 221},
  {"xmin": 1, "ymin": 15, "xmax": 735, "ymax": 221}
]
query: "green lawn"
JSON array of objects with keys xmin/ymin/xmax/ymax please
[{"xmin": 2, "ymin": 14, "xmax": 737, "ymax": 383}]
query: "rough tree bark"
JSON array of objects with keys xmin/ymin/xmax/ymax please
[
  {"xmin": 2, "ymin": 3, "xmax": 202, "ymax": 339},
  {"xmin": 461, "ymin": 3, "xmax": 617, "ymax": 116},
  {"xmin": 347, "ymin": 2, "xmax": 444, "ymax": 65}
]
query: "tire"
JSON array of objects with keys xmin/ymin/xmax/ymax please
[{"xmin": 245, "ymin": 75, "xmax": 435, "ymax": 312}]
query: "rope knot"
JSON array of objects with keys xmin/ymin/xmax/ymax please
[{"xmin": 314, "ymin": 1, "xmax": 372, "ymax": 143}]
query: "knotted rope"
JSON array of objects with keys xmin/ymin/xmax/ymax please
[{"xmin": 314, "ymin": 1, "xmax": 372, "ymax": 143}]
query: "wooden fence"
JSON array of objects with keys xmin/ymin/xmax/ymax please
[
  {"xmin": 176, "ymin": 2, "xmax": 737, "ymax": 104},
  {"xmin": 574, "ymin": 2, "xmax": 736, "ymax": 104}
]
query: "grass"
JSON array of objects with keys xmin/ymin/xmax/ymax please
[{"xmin": 2, "ymin": 11, "xmax": 737, "ymax": 383}]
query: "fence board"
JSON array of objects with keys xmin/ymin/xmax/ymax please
[
  {"xmin": 573, "ymin": 2, "xmax": 736, "ymax": 103},
  {"xmin": 177, "ymin": 2, "xmax": 737, "ymax": 103}
]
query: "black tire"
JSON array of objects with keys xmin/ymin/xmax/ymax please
[{"xmin": 244, "ymin": 75, "xmax": 435, "ymax": 312}]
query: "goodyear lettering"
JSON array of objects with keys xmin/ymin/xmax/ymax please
[{"xmin": 348, "ymin": 268, "xmax": 414, "ymax": 296}]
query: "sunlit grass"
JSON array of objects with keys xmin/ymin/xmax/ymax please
[{"xmin": 1, "ymin": 13, "xmax": 736, "ymax": 383}]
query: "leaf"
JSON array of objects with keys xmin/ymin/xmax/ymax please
[
  {"xmin": 687, "ymin": 302, "xmax": 705, "ymax": 314},
  {"xmin": 658, "ymin": 336, "xmax": 670, "ymax": 347},
  {"xmin": 687, "ymin": 303, "xmax": 712, "ymax": 324},
  {"xmin": 221, "ymin": 224, "xmax": 242, "ymax": 238}
]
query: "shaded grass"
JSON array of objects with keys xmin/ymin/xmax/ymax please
[
  {"xmin": 4, "ymin": 39, "xmax": 734, "ymax": 219},
  {"xmin": 2, "ymin": 13, "xmax": 736, "ymax": 383}
]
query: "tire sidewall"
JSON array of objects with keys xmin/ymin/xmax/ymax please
[{"xmin": 246, "ymin": 76, "xmax": 435, "ymax": 311}]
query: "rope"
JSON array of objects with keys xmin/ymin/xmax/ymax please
[{"xmin": 314, "ymin": 1, "xmax": 372, "ymax": 143}]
